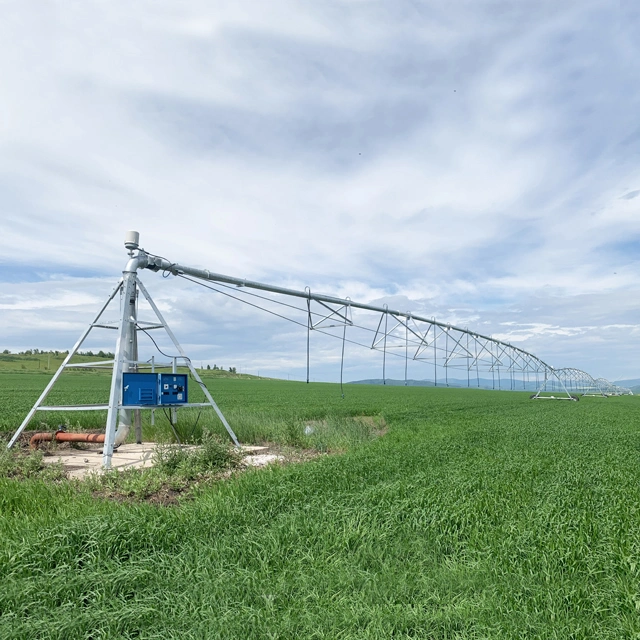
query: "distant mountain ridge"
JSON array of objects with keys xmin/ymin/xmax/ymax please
[
  {"xmin": 613, "ymin": 379, "xmax": 640, "ymax": 388},
  {"xmin": 349, "ymin": 377, "xmax": 640, "ymax": 393}
]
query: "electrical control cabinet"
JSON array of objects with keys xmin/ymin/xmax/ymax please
[
  {"xmin": 122, "ymin": 373, "xmax": 159, "ymax": 406},
  {"xmin": 159, "ymin": 373, "xmax": 188, "ymax": 405},
  {"xmin": 122, "ymin": 373, "xmax": 188, "ymax": 406}
]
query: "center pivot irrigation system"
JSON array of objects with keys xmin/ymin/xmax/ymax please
[{"xmin": 8, "ymin": 231, "xmax": 631, "ymax": 468}]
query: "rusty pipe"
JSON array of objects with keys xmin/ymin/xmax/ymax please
[{"xmin": 29, "ymin": 432, "xmax": 105, "ymax": 449}]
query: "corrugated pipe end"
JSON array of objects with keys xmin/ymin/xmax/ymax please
[{"xmin": 114, "ymin": 424, "xmax": 130, "ymax": 447}]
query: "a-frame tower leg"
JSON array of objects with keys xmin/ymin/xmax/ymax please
[
  {"xmin": 137, "ymin": 279, "xmax": 239, "ymax": 447},
  {"xmin": 7, "ymin": 280, "xmax": 124, "ymax": 450}
]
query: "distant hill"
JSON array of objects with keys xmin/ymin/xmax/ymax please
[
  {"xmin": 350, "ymin": 378, "xmax": 454, "ymax": 388},
  {"xmin": 0, "ymin": 351, "xmax": 112, "ymax": 373},
  {"xmin": 606, "ymin": 379, "xmax": 640, "ymax": 394},
  {"xmin": 612, "ymin": 379, "xmax": 640, "ymax": 388},
  {"xmin": 0, "ymin": 352, "xmax": 254, "ymax": 379}
]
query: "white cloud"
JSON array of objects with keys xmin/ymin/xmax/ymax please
[{"xmin": 1, "ymin": 0, "xmax": 639, "ymax": 381}]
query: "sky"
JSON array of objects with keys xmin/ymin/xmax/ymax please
[{"xmin": 1, "ymin": 0, "xmax": 639, "ymax": 383}]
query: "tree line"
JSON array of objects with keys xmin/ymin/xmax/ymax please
[
  {"xmin": 206, "ymin": 364, "xmax": 237, "ymax": 373},
  {"xmin": 1, "ymin": 349, "xmax": 115, "ymax": 357}
]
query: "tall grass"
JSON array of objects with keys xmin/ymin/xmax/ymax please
[
  {"xmin": 145, "ymin": 407, "xmax": 383, "ymax": 452},
  {"xmin": 0, "ymin": 439, "xmax": 66, "ymax": 481}
]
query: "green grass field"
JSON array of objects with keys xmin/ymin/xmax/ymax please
[{"xmin": 2, "ymin": 369, "xmax": 640, "ymax": 639}]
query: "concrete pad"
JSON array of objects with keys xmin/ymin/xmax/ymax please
[
  {"xmin": 41, "ymin": 443, "xmax": 160, "ymax": 479},
  {"xmin": 243, "ymin": 454, "xmax": 285, "ymax": 467},
  {"xmin": 40, "ymin": 443, "xmax": 280, "ymax": 479}
]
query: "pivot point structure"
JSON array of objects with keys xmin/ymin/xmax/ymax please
[{"xmin": 8, "ymin": 231, "xmax": 239, "ymax": 469}]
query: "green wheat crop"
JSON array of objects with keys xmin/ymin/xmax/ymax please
[{"xmin": 1, "ymin": 373, "xmax": 640, "ymax": 638}]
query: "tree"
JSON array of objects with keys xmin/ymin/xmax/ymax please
[
  {"xmin": 2, "ymin": 349, "xmax": 9, "ymax": 355},
  {"xmin": 206, "ymin": 364, "xmax": 211, "ymax": 370}
]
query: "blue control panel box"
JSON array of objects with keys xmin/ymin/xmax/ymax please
[
  {"xmin": 122, "ymin": 373, "xmax": 188, "ymax": 406},
  {"xmin": 159, "ymin": 373, "xmax": 188, "ymax": 405},
  {"xmin": 123, "ymin": 373, "xmax": 159, "ymax": 406}
]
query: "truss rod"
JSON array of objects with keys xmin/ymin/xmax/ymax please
[{"xmin": 145, "ymin": 255, "xmax": 553, "ymax": 372}]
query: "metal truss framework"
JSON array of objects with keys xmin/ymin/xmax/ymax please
[
  {"xmin": 8, "ymin": 267, "xmax": 239, "ymax": 468},
  {"xmin": 8, "ymin": 233, "xmax": 631, "ymax": 468},
  {"xmin": 530, "ymin": 367, "xmax": 631, "ymax": 401},
  {"xmin": 144, "ymin": 251, "xmax": 630, "ymax": 399}
]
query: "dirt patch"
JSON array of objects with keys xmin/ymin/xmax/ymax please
[
  {"xmin": 144, "ymin": 487, "xmax": 186, "ymax": 506},
  {"xmin": 83, "ymin": 443, "xmax": 332, "ymax": 506},
  {"xmin": 244, "ymin": 443, "xmax": 326, "ymax": 465}
]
